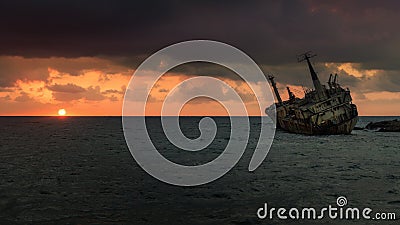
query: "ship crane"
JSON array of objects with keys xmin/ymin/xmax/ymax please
[
  {"xmin": 287, "ymin": 87, "xmax": 296, "ymax": 100},
  {"xmin": 297, "ymin": 51, "xmax": 327, "ymax": 99},
  {"xmin": 267, "ymin": 74, "xmax": 283, "ymax": 105}
]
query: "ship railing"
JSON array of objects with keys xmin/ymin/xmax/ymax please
[{"xmin": 311, "ymin": 102, "xmax": 349, "ymax": 115}]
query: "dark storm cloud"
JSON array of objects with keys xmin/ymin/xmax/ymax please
[
  {"xmin": 0, "ymin": 57, "xmax": 49, "ymax": 87},
  {"xmin": 1, "ymin": 0, "xmax": 400, "ymax": 69},
  {"xmin": 85, "ymin": 86, "xmax": 106, "ymax": 101},
  {"xmin": 2, "ymin": 0, "xmax": 400, "ymax": 95},
  {"xmin": 364, "ymin": 70, "xmax": 400, "ymax": 92},
  {"xmin": 168, "ymin": 62, "xmax": 244, "ymax": 81},
  {"xmin": 0, "ymin": 0, "xmax": 172, "ymax": 58},
  {"xmin": 0, "ymin": 56, "xmax": 131, "ymax": 88},
  {"xmin": 14, "ymin": 91, "xmax": 33, "ymax": 102},
  {"xmin": 101, "ymin": 89, "xmax": 124, "ymax": 95},
  {"xmin": 47, "ymin": 83, "xmax": 111, "ymax": 101},
  {"xmin": 47, "ymin": 83, "xmax": 86, "ymax": 93}
]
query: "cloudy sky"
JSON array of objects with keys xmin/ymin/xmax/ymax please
[{"xmin": 1, "ymin": 0, "xmax": 399, "ymax": 115}]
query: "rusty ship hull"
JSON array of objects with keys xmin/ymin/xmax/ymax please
[
  {"xmin": 278, "ymin": 114, "xmax": 358, "ymax": 135},
  {"xmin": 266, "ymin": 52, "xmax": 358, "ymax": 135}
]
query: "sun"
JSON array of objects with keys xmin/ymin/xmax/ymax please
[{"xmin": 58, "ymin": 108, "xmax": 67, "ymax": 116}]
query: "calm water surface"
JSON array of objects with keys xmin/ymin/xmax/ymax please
[{"xmin": 0, "ymin": 116, "xmax": 399, "ymax": 224}]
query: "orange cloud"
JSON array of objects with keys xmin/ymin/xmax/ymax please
[{"xmin": 0, "ymin": 57, "xmax": 399, "ymax": 116}]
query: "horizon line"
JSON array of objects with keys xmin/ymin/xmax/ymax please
[{"xmin": 0, "ymin": 115, "xmax": 399, "ymax": 117}]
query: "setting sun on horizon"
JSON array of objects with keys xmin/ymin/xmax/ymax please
[{"xmin": 58, "ymin": 109, "xmax": 66, "ymax": 116}]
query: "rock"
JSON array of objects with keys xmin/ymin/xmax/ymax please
[
  {"xmin": 365, "ymin": 119, "xmax": 400, "ymax": 132},
  {"xmin": 353, "ymin": 126, "xmax": 364, "ymax": 130}
]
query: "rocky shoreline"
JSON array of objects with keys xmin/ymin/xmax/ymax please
[{"xmin": 363, "ymin": 119, "xmax": 400, "ymax": 132}]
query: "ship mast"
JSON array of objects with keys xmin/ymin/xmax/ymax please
[
  {"xmin": 287, "ymin": 87, "xmax": 296, "ymax": 100},
  {"xmin": 298, "ymin": 52, "xmax": 326, "ymax": 98},
  {"xmin": 267, "ymin": 74, "xmax": 283, "ymax": 105}
]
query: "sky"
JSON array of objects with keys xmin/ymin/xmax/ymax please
[{"xmin": 0, "ymin": 0, "xmax": 399, "ymax": 116}]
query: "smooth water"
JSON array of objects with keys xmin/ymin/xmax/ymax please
[{"xmin": 0, "ymin": 116, "xmax": 399, "ymax": 224}]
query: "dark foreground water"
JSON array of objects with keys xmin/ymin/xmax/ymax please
[{"xmin": 0, "ymin": 116, "xmax": 399, "ymax": 225}]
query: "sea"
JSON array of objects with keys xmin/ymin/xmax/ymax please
[{"xmin": 0, "ymin": 116, "xmax": 399, "ymax": 225}]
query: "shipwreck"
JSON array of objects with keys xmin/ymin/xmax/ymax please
[{"xmin": 266, "ymin": 52, "xmax": 358, "ymax": 135}]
